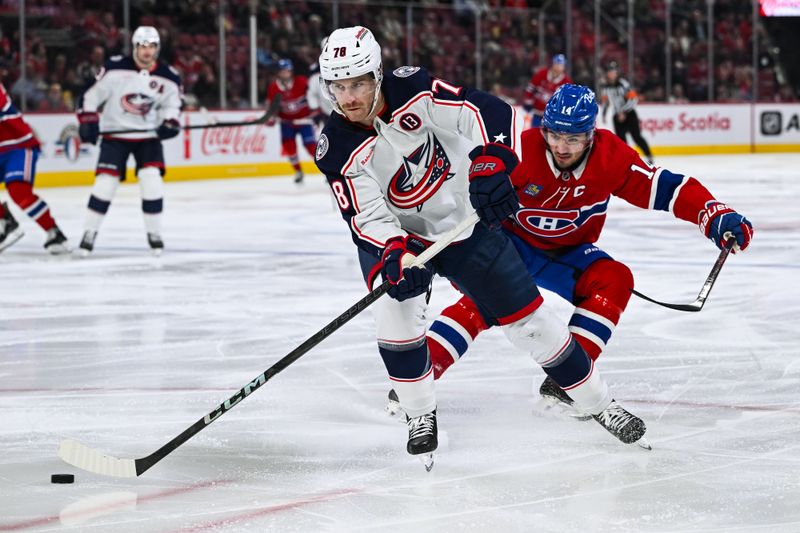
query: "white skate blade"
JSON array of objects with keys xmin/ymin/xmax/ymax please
[
  {"xmin": 0, "ymin": 228, "xmax": 24, "ymax": 252},
  {"xmin": 419, "ymin": 452, "xmax": 434, "ymax": 472},
  {"xmin": 150, "ymin": 248, "xmax": 163, "ymax": 257},
  {"xmin": 76, "ymin": 248, "xmax": 92, "ymax": 258},
  {"xmin": 634, "ymin": 437, "xmax": 652, "ymax": 451},
  {"xmin": 46, "ymin": 243, "xmax": 72, "ymax": 255},
  {"xmin": 538, "ymin": 397, "xmax": 593, "ymax": 421}
]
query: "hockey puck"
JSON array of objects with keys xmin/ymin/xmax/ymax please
[{"xmin": 51, "ymin": 474, "xmax": 75, "ymax": 484}]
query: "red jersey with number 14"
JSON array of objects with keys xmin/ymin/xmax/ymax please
[
  {"xmin": 267, "ymin": 75, "xmax": 314, "ymax": 123},
  {"xmin": 0, "ymin": 83, "xmax": 40, "ymax": 153},
  {"xmin": 506, "ymin": 128, "xmax": 717, "ymax": 250}
]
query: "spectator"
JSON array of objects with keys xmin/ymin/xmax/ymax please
[
  {"xmin": 36, "ymin": 83, "xmax": 71, "ymax": 112},
  {"xmin": 10, "ymin": 61, "xmax": 46, "ymax": 109},
  {"xmin": 76, "ymin": 46, "xmax": 106, "ymax": 90},
  {"xmin": 669, "ymin": 84, "xmax": 690, "ymax": 104}
]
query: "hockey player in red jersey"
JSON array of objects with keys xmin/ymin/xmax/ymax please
[
  {"xmin": 420, "ymin": 84, "xmax": 753, "ymax": 417},
  {"xmin": 0, "ymin": 82, "xmax": 70, "ymax": 254},
  {"xmin": 266, "ymin": 59, "xmax": 318, "ymax": 184},
  {"xmin": 522, "ymin": 54, "xmax": 572, "ymax": 129}
]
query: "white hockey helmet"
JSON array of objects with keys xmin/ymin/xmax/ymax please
[
  {"xmin": 319, "ymin": 26, "xmax": 383, "ymax": 116},
  {"xmin": 132, "ymin": 26, "xmax": 160, "ymax": 55}
]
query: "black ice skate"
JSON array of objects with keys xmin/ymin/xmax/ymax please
[
  {"xmin": 147, "ymin": 233, "xmax": 164, "ymax": 256},
  {"xmin": 0, "ymin": 202, "xmax": 24, "ymax": 252},
  {"xmin": 593, "ymin": 400, "xmax": 651, "ymax": 450},
  {"xmin": 539, "ymin": 376, "xmax": 592, "ymax": 421},
  {"xmin": 44, "ymin": 226, "xmax": 70, "ymax": 255},
  {"xmin": 78, "ymin": 230, "xmax": 97, "ymax": 257},
  {"xmin": 407, "ymin": 409, "xmax": 437, "ymax": 472}
]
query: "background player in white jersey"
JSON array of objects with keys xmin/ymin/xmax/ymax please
[
  {"xmin": 421, "ymin": 84, "xmax": 753, "ymax": 419},
  {"xmin": 315, "ymin": 26, "xmax": 649, "ymax": 467},
  {"xmin": 307, "ymin": 38, "xmax": 334, "ymax": 126},
  {"xmin": 76, "ymin": 26, "xmax": 183, "ymax": 256}
]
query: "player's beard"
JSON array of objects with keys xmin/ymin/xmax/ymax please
[{"xmin": 550, "ymin": 143, "xmax": 592, "ymax": 172}]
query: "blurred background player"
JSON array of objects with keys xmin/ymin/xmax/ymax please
[
  {"xmin": 266, "ymin": 58, "xmax": 318, "ymax": 184},
  {"xmin": 419, "ymin": 84, "xmax": 753, "ymax": 418},
  {"xmin": 307, "ymin": 38, "xmax": 334, "ymax": 128},
  {"xmin": 522, "ymin": 53, "xmax": 572, "ymax": 129},
  {"xmin": 600, "ymin": 61, "xmax": 654, "ymax": 164},
  {"xmin": 76, "ymin": 25, "xmax": 182, "ymax": 256},
  {"xmin": 0, "ymin": 82, "xmax": 69, "ymax": 254}
]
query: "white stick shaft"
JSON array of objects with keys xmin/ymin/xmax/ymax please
[{"xmin": 410, "ymin": 212, "xmax": 480, "ymax": 268}]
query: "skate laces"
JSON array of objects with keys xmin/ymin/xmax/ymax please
[
  {"xmin": 596, "ymin": 401, "xmax": 633, "ymax": 432},
  {"xmin": 408, "ymin": 412, "xmax": 435, "ymax": 439}
]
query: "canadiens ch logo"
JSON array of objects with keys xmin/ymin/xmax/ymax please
[
  {"xmin": 393, "ymin": 66, "xmax": 420, "ymax": 78},
  {"xmin": 121, "ymin": 93, "xmax": 155, "ymax": 116},
  {"xmin": 316, "ymin": 133, "xmax": 329, "ymax": 160},
  {"xmin": 399, "ymin": 113, "xmax": 422, "ymax": 131},
  {"xmin": 387, "ymin": 132, "xmax": 454, "ymax": 210},
  {"xmin": 515, "ymin": 200, "xmax": 608, "ymax": 238}
]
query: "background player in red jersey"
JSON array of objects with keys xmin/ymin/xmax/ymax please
[
  {"xmin": 265, "ymin": 58, "xmax": 318, "ymax": 184},
  {"xmin": 0, "ymin": 82, "xmax": 70, "ymax": 254},
  {"xmin": 522, "ymin": 54, "xmax": 572, "ymax": 129},
  {"xmin": 415, "ymin": 84, "xmax": 753, "ymax": 417}
]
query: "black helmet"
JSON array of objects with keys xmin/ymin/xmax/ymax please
[{"xmin": 606, "ymin": 60, "xmax": 619, "ymax": 72}]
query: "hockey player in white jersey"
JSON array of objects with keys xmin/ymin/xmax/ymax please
[
  {"xmin": 315, "ymin": 26, "xmax": 649, "ymax": 469},
  {"xmin": 76, "ymin": 26, "xmax": 182, "ymax": 256}
]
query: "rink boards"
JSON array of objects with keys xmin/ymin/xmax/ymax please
[{"xmin": 17, "ymin": 103, "xmax": 800, "ymax": 188}]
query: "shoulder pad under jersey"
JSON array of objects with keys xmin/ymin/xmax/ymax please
[
  {"xmin": 153, "ymin": 62, "xmax": 182, "ymax": 85},
  {"xmin": 382, "ymin": 67, "xmax": 433, "ymax": 114},
  {"xmin": 315, "ymin": 113, "xmax": 376, "ymax": 175},
  {"xmin": 104, "ymin": 56, "xmax": 137, "ymax": 72}
]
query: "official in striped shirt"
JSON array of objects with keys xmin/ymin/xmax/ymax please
[{"xmin": 599, "ymin": 61, "xmax": 654, "ymax": 165}]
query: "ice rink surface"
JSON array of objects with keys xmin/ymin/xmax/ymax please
[{"xmin": 1, "ymin": 153, "xmax": 798, "ymax": 532}]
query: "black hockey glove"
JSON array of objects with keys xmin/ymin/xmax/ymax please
[
  {"xmin": 157, "ymin": 118, "xmax": 181, "ymax": 140},
  {"xmin": 467, "ymin": 143, "xmax": 520, "ymax": 229},
  {"xmin": 372, "ymin": 236, "xmax": 435, "ymax": 302},
  {"xmin": 77, "ymin": 112, "xmax": 99, "ymax": 144}
]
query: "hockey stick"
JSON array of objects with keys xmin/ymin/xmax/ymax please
[
  {"xmin": 58, "ymin": 212, "xmax": 480, "ymax": 478},
  {"xmin": 95, "ymin": 95, "xmax": 283, "ymax": 136},
  {"xmin": 631, "ymin": 237, "xmax": 734, "ymax": 312}
]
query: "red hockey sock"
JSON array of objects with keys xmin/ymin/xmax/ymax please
[
  {"xmin": 427, "ymin": 295, "xmax": 488, "ymax": 379},
  {"xmin": 7, "ymin": 181, "xmax": 55, "ymax": 231},
  {"xmin": 571, "ymin": 259, "xmax": 633, "ymax": 360}
]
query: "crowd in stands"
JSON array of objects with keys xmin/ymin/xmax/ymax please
[{"xmin": 0, "ymin": 0, "xmax": 795, "ymax": 113}]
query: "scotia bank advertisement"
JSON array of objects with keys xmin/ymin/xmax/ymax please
[{"xmin": 613, "ymin": 104, "xmax": 752, "ymax": 154}]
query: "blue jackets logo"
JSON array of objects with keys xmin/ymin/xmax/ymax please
[{"xmin": 387, "ymin": 132, "xmax": 453, "ymax": 210}]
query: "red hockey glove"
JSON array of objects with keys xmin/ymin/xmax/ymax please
[{"xmin": 699, "ymin": 201, "xmax": 753, "ymax": 253}]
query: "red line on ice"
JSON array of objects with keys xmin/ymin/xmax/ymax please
[
  {"xmin": 0, "ymin": 479, "xmax": 231, "ymax": 531},
  {"xmin": 176, "ymin": 488, "xmax": 361, "ymax": 532}
]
